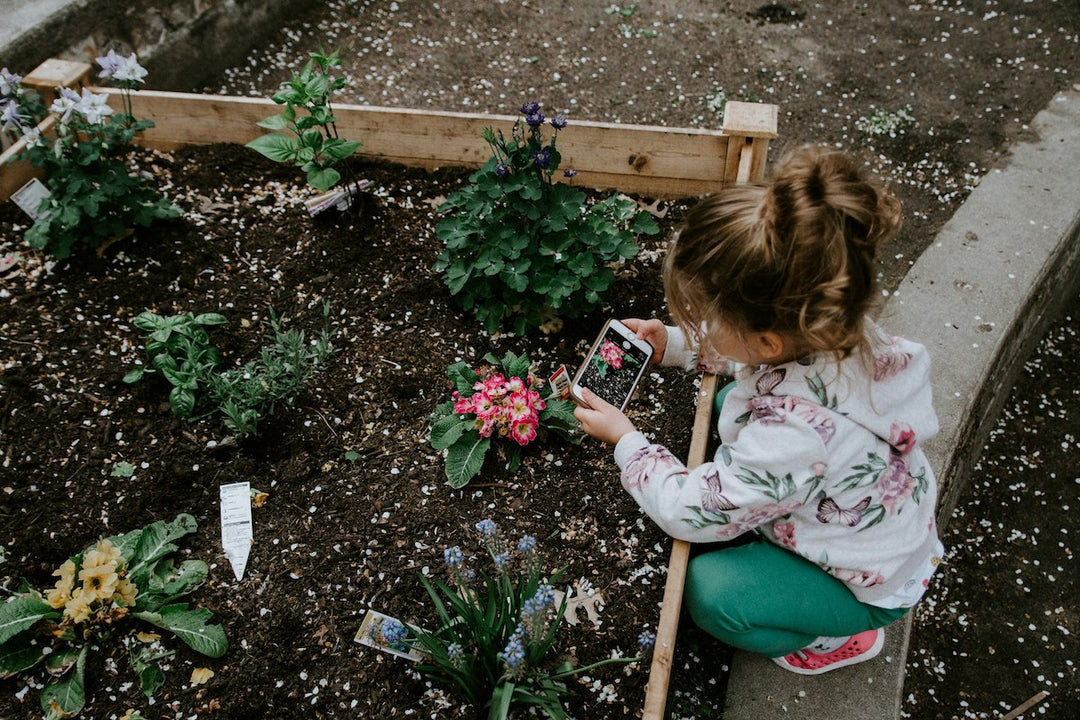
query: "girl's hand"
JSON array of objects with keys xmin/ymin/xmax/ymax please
[
  {"xmin": 573, "ymin": 388, "xmax": 637, "ymax": 446},
  {"xmin": 621, "ymin": 318, "xmax": 667, "ymax": 364}
]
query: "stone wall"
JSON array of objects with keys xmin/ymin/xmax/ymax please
[{"xmin": 2, "ymin": 0, "xmax": 307, "ymax": 91}]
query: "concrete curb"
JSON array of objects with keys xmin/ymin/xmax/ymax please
[{"xmin": 723, "ymin": 87, "xmax": 1080, "ymax": 719}]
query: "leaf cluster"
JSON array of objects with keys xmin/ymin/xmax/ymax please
[
  {"xmin": 0, "ymin": 514, "xmax": 227, "ymax": 718},
  {"xmin": 14, "ymin": 84, "xmax": 179, "ymax": 260},
  {"xmin": 429, "ymin": 350, "xmax": 579, "ymax": 488},
  {"xmin": 246, "ymin": 49, "xmax": 362, "ymax": 191},
  {"xmin": 434, "ymin": 105, "xmax": 659, "ymax": 334},
  {"xmin": 124, "ymin": 305, "xmax": 336, "ymax": 439}
]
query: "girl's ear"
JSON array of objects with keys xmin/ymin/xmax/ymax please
[{"xmin": 751, "ymin": 331, "xmax": 790, "ymax": 363}]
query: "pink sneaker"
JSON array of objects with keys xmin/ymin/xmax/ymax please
[{"xmin": 771, "ymin": 629, "xmax": 884, "ymax": 675}]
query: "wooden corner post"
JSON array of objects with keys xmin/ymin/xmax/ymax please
[{"xmin": 640, "ymin": 100, "xmax": 777, "ymax": 720}]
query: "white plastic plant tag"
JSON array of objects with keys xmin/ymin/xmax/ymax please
[
  {"xmin": 11, "ymin": 177, "xmax": 51, "ymax": 220},
  {"xmin": 354, "ymin": 609, "xmax": 424, "ymax": 661},
  {"xmin": 219, "ymin": 481, "xmax": 253, "ymax": 581}
]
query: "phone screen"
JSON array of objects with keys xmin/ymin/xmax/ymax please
[{"xmin": 576, "ymin": 324, "xmax": 651, "ymax": 410}]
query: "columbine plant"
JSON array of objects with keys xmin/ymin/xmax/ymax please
[
  {"xmin": 124, "ymin": 304, "xmax": 336, "ymax": 439},
  {"xmin": 0, "ymin": 67, "xmax": 47, "ymax": 145},
  {"xmin": 434, "ymin": 101, "xmax": 659, "ymax": 334},
  {"xmin": 429, "ymin": 350, "xmax": 578, "ymax": 487},
  {"xmin": 9, "ymin": 51, "xmax": 179, "ymax": 259},
  {"xmin": 246, "ymin": 48, "xmax": 362, "ymax": 193},
  {"xmin": 0, "ymin": 515, "xmax": 227, "ymax": 718},
  {"xmin": 401, "ymin": 520, "xmax": 653, "ymax": 719}
]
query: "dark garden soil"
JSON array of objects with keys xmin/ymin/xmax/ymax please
[{"xmin": 2, "ymin": 1, "xmax": 1080, "ymax": 719}]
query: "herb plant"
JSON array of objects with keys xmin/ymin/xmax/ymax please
[
  {"xmin": 398, "ymin": 520, "xmax": 652, "ymax": 719},
  {"xmin": 124, "ymin": 305, "xmax": 335, "ymax": 439},
  {"xmin": 429, "ymin": 350, "xmax": 578, "ymax": 487},
  {"xmin": 8, "ymin": 51, "xmax": 179, "ymax": 259},
  {"xmin": 434, "ymin": 101, "xmax": 659, "ymax": 334},
  {"xmin": 246, "ymin": 49, "xmax": 362, "ymax": 193},
  {"xmin": 0, "ymin": 514, "xmax": 227, "ymax": 719}
]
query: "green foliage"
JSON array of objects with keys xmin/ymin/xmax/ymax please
[
  {"xmin": 855, "ymin": 104, "xmax": 915, "ymax": 137},
  {"xmin": 403, "ymin": 521, "xmax": 650, "ymax": 719},
  {"xmin": 429, "ymin": 350, "xmax": 578, "ymax": 488},
  {"xmin": 0, "ymin": 515, "xmax": 227, "ymax": 718},
  {"xmin": 434, "ymin": 102, "xmax": 659, "ymax": 334},
  {"xmin": 7, "ymin": 57, "xmax": 179, "ymax": 260},
  {"xmin": 124, "ymin": 304, "xmax": 336, "ymax": 439},
  {"xmin": 246, "ymin": 48, "xmax": 362, "ymax": 192}
]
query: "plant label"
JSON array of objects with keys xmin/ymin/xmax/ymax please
[
  {"xmin": 11, "ymin": 178, "xmax": 51, "ymax": 220},
  {"xmin": 354, "ymin": 609, "xmax": 424, "ymax": 661},
  {"xmin": 219, "ymin": 481, "xmax": 253, "ymax": 580},
  {"xmin": 548, "ymin": 364, "xmax": 571, "ymax": 400},
  {"xmin": 303, "ymin": 179, "xmax": 372, "ymax": 217}
]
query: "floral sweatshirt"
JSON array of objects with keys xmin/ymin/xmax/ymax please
[{"xmin": 613, "ymin": 323, "xmax": 943, "ymax": 607}]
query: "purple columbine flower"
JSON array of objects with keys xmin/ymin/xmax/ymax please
[
  {"xmin": 495, "ymin": 163, "xmax": 510, "ymax": 177},
  {"xmin": 0, "ymin": 99, "xmax": 26, "ymax": 133},
  {"xmin": 532, "ymin": 150, "xmax": 551, "ymax": 169},
  {"xmin": 525, "ymin": 112, "xmax": 546, "ymax": 128},
  {"xmin": 520, "ymin": 101, "xmax": 541, "ymax": 116},
  {"xmin": 96, "ymin": 49, "xmax": 123, "ymax": 79},
  {"xmin": 0, "ymin": 68, "xmax": 21, "ymax": 98},
  {"xmin": 550, "ymin": 114, "xmax": 568, "ymax": 129},
  {"xmin": 563, "ymin": 169, "xmax": 578, "ymax": 178}
]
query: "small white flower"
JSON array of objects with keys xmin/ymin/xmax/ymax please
[
  {"xmin": 77, "ymin": 88, "xmax": 114, "ymax": 125},
  {"xmin": 113, "ymin": 54, "xmax": 148, "ymax": 84}
]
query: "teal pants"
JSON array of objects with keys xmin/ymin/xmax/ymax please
[
  {"xmin": 684, "ymin": 541, "xmax": 907, "ymax": 657},
  {"xmin": 692, "ymin": 382, "xmax": 907, "ymax": 657}
]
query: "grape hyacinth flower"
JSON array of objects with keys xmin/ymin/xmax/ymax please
[
  {"xmin": 520, "ymin": 584, "xmax": 555, "ymax": 639},
  {"xmin": 638, "ymin": 630, "xmax": 656, "ymax": 652},
  {"xmin": 517, "ymin": 535, "xmax": 537, "ymax": 554},
  {"xmin": 493, "ymin": 551, "xmax": 510, "ymax": 569},
  {"xmin": 502, "ymin": 626, "xmax": 527, "ymax": 677},
  {"xmin": 475, "ymin": 519, "xmax": 498, "ymax": 537},
  {"xmin": 447, "ymin": 642, "xmax": 466, "ymax": 667},
  {"xmin": 444, "ymin": 546, "xmax": 464, "ymax": 567}
]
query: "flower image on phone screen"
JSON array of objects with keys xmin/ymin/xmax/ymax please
[{"xmin": 576, "ymin": 326, "xmax": 650, "ymax": 410}]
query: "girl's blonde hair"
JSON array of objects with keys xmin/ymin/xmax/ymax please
[{"xmin": 663, "ymin": 145, "xmax": 901, "ymax": 361}]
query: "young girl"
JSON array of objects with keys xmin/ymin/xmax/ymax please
[{"xmin": 574, "ymin": 145, "xmax": 943, "ymax": 675}]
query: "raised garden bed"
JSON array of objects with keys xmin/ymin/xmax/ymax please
[{"xmin": 0, "ymin": 65, "xmax": 776, "ymax": 720}]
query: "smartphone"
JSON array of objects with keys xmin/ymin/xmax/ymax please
[{"xmin": 571, "ymin": 319, "xmax": 654, "ymax": 411}]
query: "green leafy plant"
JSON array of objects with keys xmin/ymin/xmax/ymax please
[
  {"xmin": 434, "ymin": 101, "xmax": 659, "ymax": 334},
  {"xmin": 856, "ymin": 104, "xmax": 915, "ymax": 137},
  {"xmin": 381, "ymin": 519, "xmax": 652, "ymax": 719},
  {"xmin": 246, "ymin": 48, "xmax": 362, "ymax": 192},
  {"xmin": 429, "ymin": 350, "xmax": 578, "ymax": 487},
  {"xmin": 124, "ymin": 305, "xmax": 335, "ymax": 439},
  {"xmin": 0, "ymin": 514, "xmax": 227, "ymax": 718},
  {"xmin": 7, "ymin": 51, "xmax": 179, "ymax": 259}
]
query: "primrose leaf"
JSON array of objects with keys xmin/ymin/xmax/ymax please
[
  {"xmin": 0, "ymin": 595, "xmax": 60, "ymax": 645},
  {"xmin": 444, "ymin": 431, "xmax": 490, "ymax": 488},
  {"xmin": 133, "ymin": 604, "xmax": 228, "ymax": 658}
]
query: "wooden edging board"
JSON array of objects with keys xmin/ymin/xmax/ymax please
[{"xmin": 1, "ymin": 68, "xmax": 776, "ymax": 201}]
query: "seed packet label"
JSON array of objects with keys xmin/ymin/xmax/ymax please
[
  {"xmin": 219, "ymin": 481, "xmax": 253, "ymax": 581},
  {"xmin": 11, "ymin": 178, "xmax": 51, "ymax": 220},
  {"xmin": 549, "ymin": 364, "xmax": 571, "ymax": 400},
  {"xmin": 354, "ymin": 609, "xmax": 425, "ymax": 662}
]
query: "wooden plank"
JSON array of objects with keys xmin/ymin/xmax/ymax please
[
  {"xmin": 0, "ymin": 116, "xmax": 55, "ymax": 202},
  {"xmin": 91, "ymin": 88, "xmax": 769, "ymax": 198},
  {"xmin": 722, "ymin": 101, "xmax": 780, "ymax": 140},
  {"xmin": 642, "ymin": 372, "xmax": 719, "ymax": 720},
  {"xmin": 22, "ymin": 59, "xmax": 92, "ymax": 104}
]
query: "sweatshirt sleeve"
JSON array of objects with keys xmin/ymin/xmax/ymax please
[
  {"xmin": 661, "ymin": 325, "xmax": 739, "ymax": 376},
  {"xmin": 612, "ymin": 415, "xmax": 828, "ymax": 543}
]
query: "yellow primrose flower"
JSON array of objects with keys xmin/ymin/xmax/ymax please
[
  {"xmin": 63, "ymin": 587, "xmax": 93, "ymax": 624},
  {"xmin": 115, "ymin": 577, "xmax": 138, "ymax": 607},
  {"xmin": 45, "ymin": 560, "xmax": 77, "ymax": 609},
  {"xmin": 79, "ymin": 563, "xmax": 120, "ymax": 602},
  {"xmin": 82, "ymin": 538, "xmax": 122, "ymax": 570}
]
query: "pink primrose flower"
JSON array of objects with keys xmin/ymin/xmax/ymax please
[
  {"xmin": 472, "ymin": 393, "xmax": 495, "ymax": 417},
  {"xmin": 507, "ymin": 376, "xmax": 526, "ymax": 394},
  {"xmin": 527, "ymin": 389, "xmax": 546, "ymax": 413},
  {"xmin": 506, "ymin": 392, "xmax": 536, "ymax": 423},
  {"xmin": 452, "ymin": 391, "xmax": 474, "ymax": 415},
  {"xmin": 598, "ymin": 341, "xmax": 625, "ymax": 369},
  {"xmin": 483, "ymin": 373, "xmax": 508, "ymax": 397},
  {"xmin": 510, "ymin": 418, "xmax": 539, "ymax": 446}
]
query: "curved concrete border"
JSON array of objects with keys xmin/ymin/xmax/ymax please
[{"xmin": 723, "ymin": 87, "xmax": 1080, "ymax": 719}]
